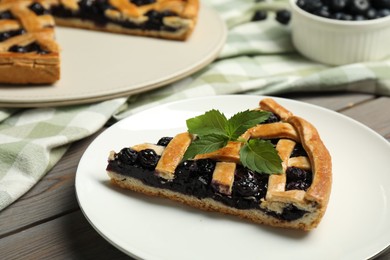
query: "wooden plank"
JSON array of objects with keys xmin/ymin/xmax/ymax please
[
  {"xmin": 0, "ymin": 211, "xmax": 130, "ymax": 259},
  {"xmin": 282, "ymin": 92, "xmax": 375, "ymax": 111},
  {"xmin": 340, "ymin": 97, "xmax": 390, "ymax": 138},
  {"xmin": 376, "ymin": 247, "xmax": 390, "ymax": 260},
  {"xmin": 0, "ymin": 129, "xmax": 105, "ymax": 237}
]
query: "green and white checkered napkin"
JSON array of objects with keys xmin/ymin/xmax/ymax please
[{"xmin": 1, "ymin": 0, "xmax": 390, "ymax": 211}]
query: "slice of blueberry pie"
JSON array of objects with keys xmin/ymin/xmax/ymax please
[
  {"xmin": 107, "ymin": 98, "xmax": 332, "ymax": 231},
  {"xmin": 0, "ymin": 0, "xmax": 60, "ymax": 84}
]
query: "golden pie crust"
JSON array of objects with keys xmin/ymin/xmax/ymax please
[{"xmin": 106, "ymin": 98, "xmax": 332, "ymax": 231}]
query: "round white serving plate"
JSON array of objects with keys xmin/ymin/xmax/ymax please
[
  {"xmin": 0, "ymin": 4, "xmax": 226, "ymax": 107},
  {"xmin": 76, "ymin": 95, "xmax": 390, "ymax": 260}
]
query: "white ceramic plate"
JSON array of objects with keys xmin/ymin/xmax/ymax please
[
  {"xmin": 76, "ymin": 95, "xmax": 390, "ymax": 260},
  {"xmin": 0, "ymin": 4, "xmax": 226, "ymax": 107}
]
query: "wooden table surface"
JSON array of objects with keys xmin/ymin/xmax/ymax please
[{"xmin": 1, "ymin": 92, "xmax": 389, "ymax": 260}]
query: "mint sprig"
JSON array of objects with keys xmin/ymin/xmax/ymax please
[
  {"xmin": 183, "ymin": 134, "xmax": 229, "ymax": 160},
  {"xmin": 184, "ymin": 109, "xmax": 283, "ymax": 174},
  {"xmin": 240, "ymin": 139, "xmax": 283, "ymax": 174}
]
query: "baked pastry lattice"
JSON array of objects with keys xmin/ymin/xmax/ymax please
[
  {"xmin": 107, "ymin": 98, "xmax": 332, "ymax": 231},
  {"xmin": 48, "ymin": 0, "xmax": 199, "ymax": 41}
]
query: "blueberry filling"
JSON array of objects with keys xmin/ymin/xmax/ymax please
[
  {"xmin": 144, "ymin": 10, "xmax": 178, "ymax": 31},
  {"xmin": 266, "ymin": 204, "xmax": 307, "ymax": 221},
  {"xmin": 0, "ymin": 11, "xmax": 14, "ymax": 20},
  {"xmin": 285, "ymin": 167, "xmax": 312, "ymax": 191},
  {"xmin": 0, "ymin": 29, "xmax": 25, "ymax": 42},
  {"xmin": 50, "ymin": 0, "xmax": 180, "ymax": 32},
  {"xmin": 290, "ymin": 143, "xmax": 308, "ymax": 157},
  {"xmin": 262, "ymin": 112, "xmax": 280, "ymax": 124},
  {"xmin": 29, "ymin": 2, "xmax": 50, "ymax": 15},
  {"xmin": 157, "ymin": 137, "xmax": 173, "ymax": 146},
  {"xmin": 130, "ymin": 0, "xmax": 156, "ymax": 6},
  {"xmin": 9, "ymin": 42, "xmax": 50, "ymax": 54},
  {"xmin": 78, "ymin": 0, "xmax": 115, "ymax": 26},
  {"xmin": 264, "ymin": 138, "xmax": 280, "ymax": 147},
  {"xmin": 107, "ymin": 144, "xmax": 309, "ymax": 221}
]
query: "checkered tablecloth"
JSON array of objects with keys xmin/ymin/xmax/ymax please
[{"xmin": 1, "ymin": 0, "xmax": 389, "ymax": 211}]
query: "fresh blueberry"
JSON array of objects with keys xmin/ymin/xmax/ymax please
[
  {"xmin": 331, "ymin": 12, "xmax": 344, "ymax": 19},
  {"xmin": 354, "ymin": 14, "xmax": 366, "ymax": 20},
  {"xmin": 252, "ymin": 10, "xmax": 267, "ymax": 21},
  {"xmin": 348, "ymin": 0, "xmax": 370, "ymax": 14},
  {"xmin": 316, "ymin": 5, "xmax": 332, "ymax": 17},
  {"xmin": 275, "ymin": 9, "xmax": 291, "ymax": 24},
  {"xmin": 371, "ymin": 0, "xmax": 390, "ymax": 9},
  {"xmin": 297, "ymin": 0, "xmax": 324, "ymax": 13},
  {"xmin": 340, "ymin": 13, "xmax": 354, "ymax": 19},
  {"xmin": 329, "ymin": 0, "xmax": 349, "ymax": 11},
  {"xmin": 377, "ymin": 8, "xmax": 390, "ymax": 17},
  {"xmin": 366, "ymin": 7, "xmax": 378, "ymax": 18}
]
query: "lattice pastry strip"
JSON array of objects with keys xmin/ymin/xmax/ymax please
[
  {"xmin": 106, "ymin": 98, "xmax": 332, "ymax": 231},
  {"xmin": 155, "ymin": 132, "xmax": 192, "ymax": 180},
  {"xmin": 288, "ymin": 156, "xmax": 311, "ymax": 170}
]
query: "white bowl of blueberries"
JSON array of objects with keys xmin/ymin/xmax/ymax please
[{"xmin": 289, "ymin": 0, "xmax": 390, "ymax": 65}]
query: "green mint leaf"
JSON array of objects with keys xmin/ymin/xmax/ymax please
[
  {"xmin": 186, "ymin": 109, "xmax": 228, "ymax": 137},
  {"xmin": 240, "ymin": 139, "xmax": 283, "ymax": 174},
  {"xmin": 183, "ymin": 134, "xmax": 229, "ymax": 160},
  {"xmin": 226, "ymin": 110, "xmax": 271, "ymax": 140}
]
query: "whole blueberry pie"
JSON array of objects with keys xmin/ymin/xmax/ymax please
[
  {"xmin": 0, "ymin": 0, "xmax": 199, "ymax": 84},
  {"xmin": 106, "ymin": 98, "xmax": 332, "ymax": 231}
]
